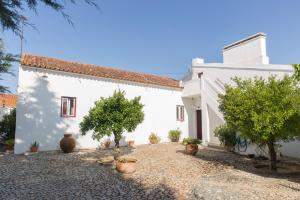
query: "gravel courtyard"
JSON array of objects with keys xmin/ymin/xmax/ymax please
[{"xmin": 0, "ymin": 143, "xmax": 300, "ymax": 200}]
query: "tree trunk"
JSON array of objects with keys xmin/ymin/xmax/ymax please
[
  {"xmin": 267, "ymin": 142, "xmax": 277, "ymax": 171},
  {"xmin": 114, "ymin": 138, "xmax": 120, "ymax": 148}
]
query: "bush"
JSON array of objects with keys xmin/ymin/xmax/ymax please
[
  {"xmin": 0, "ymin": 108, "xmax": 16, "ymax": 140},
  {"xmin": 4, "ymin": 138, "xmax": 14, "ymax": 146},
  {"xmin": 182, "ymin": 138, "xmax": 201, "ymax": 145},
  {"xmin": 214, "ymin": 124, "xmax": 237, "ymax": 149},
  {"xmin": 148, "ymin": 133, "xmax": 160, "ymax": 144},
  {"xmin": 168, "ymin": 129, "xmax": 181, "ymax": 142}
]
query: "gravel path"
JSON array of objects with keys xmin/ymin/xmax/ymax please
[{"xmin": 0, "ymin": 143, "xmax": 299, "ymax": 199}]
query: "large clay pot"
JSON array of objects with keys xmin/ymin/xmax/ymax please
[
  {"xmin": 60, "ymin": 134, "xmax": 76, "ymax": 153},
  {"xmin": 30, "ymin": 146, "xmax": 38, "ymax": 153},
  {"xmin": 185, "ymin": 144, "xmax": 198, "ymax": 155},
  {"xmin": 116, "ymin": 158, "xmax": 137, "ymax": 174},
  {"xmin": 128, "ymin": 140, "xmax": 135, "ymax": 147}
]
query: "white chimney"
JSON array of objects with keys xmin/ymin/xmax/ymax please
[
  {"xmin": 222, "ymin": 32, "xmax": 269, "ymax": 65},
  {"xmin": 192, "ymin": 57, "xmax": 204, "ymax": 67}
]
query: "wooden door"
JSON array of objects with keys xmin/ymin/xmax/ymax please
[{"xmin": 196, "ymin": 110, "xmax": 202, "ymax": 140}]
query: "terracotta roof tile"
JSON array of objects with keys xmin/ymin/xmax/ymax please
[
  {"xmin": 21, "ymin": 54, "xmax": 181, "ymax": 89},
  {"xmin": 0, "ymin": 94, "xmax": 17, "ymax": 108}
]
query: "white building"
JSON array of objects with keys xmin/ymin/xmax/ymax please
[{"xmin": 15, "ymin": 33, "xmax": 300, "ymax": 158}]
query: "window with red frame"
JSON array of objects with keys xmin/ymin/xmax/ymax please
[
  {"xmin": 176, "ymin": 105, "xmax": 184, "ymax": 121},
  {"xmin": 61, "ymin": 97, "xmax": 76, "ymax": 117}
]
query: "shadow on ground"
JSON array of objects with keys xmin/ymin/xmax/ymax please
[
  {"xmin": 177, "ymin": 147, "xmax": 300, "ymax": 185},
  {"xmin": 0, "ymin": 146, "xmax": 178, "ymax": 199}
]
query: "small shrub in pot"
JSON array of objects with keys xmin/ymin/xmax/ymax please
[
  {"xmin": 168, "ymin": 129, "xmax": 181, "ymax": 142},
  {"xmin": 4, "ymin": 139, "xmax": 14, "ymax": 150},
  {"xmin": 183, "ymin": 138, "xmax": 201, "ymax": 155},
  {"xmin": 148, "ymin": 133, "xmax": 160, "ymax": 144},
  {"xmin": 30, "ymin": 141, "xmax": 39, "ymax": 152}
]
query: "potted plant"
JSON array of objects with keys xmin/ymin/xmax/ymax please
[
  {"xmin": 116, "ymin": 157, "xmax": 137, "ymax": 174},
  {"xmin": 148, "ymin": 133, "xmax": 160, "ymax": 144},
  {"xmin": 168, "ymin": 129, "xmax": 181, "ymax": 142},
  {"xmin": 183, "ymin": 138, "xmax": 201, "ymax": 155},
  {"xmin": 104, "ymin": 139, "xmax": 111, "ymax": 149},
  {"xmin": 128, "ymin": 140, "xmax": 135, "ymax": 147},
  {"xmin": 30, "ymin": 141, "xmax": 39, "ymax": 152},
  {"xmin": 4, "ymin": 139, "xmax": 14, "ymax": 151}
]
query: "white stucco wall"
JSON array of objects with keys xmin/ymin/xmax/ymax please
[{"xmin": 15, "ymin": 66, "xmax": 188, "ymax": 154}]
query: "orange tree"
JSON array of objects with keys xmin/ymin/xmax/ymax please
[
  {"xmin": 80, "ymin": 90, "xmax": 144, "ymax": 148},
  {"xmin": 218, "ymin": 75, "xmax": 300, "ymax": 171}
]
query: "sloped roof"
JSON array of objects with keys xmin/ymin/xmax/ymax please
[
  {"xmin": 21, "ymin": 54, "xmax": 181, "ymax": 89},
  {"xmin": 0, "ymin": 94, "xmax": 17, "ymax": 108}
]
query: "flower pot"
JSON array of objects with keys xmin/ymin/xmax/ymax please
[
  {"xmin": 30, "ymin": 146, "xmax": 38, "ymax": 153},
  {"xmin": 171, "ymin": 138, "xmax": 179, "ymax": 142},
  {"xmin": 185, "ymin": 144, "xmax": 198, "ymax": 155},
  {"xmin": 60, "ymin": 134, "xmax": 76, "ymax": 153},
  {"xmin": 128, "ymin": 140, "xmax": 135, "ymax": 147},
  {"xmin": 149, "ymin": 139, "xmax": 158, "ymax": 144},
  {"xmin": 116, "ymin": 158, "xmax": 137, "ymax": 174},
  {"xmin": 104, "ymin": 142, "xmax": 110, "ymax": 149}
]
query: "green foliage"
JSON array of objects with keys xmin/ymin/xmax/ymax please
[
  {"xmin": 168, "ymin": 129, "xmax": 181, "ymax": 141},
  {"xmin": 4, "ymin": 138, "xmax": 14, "ymax": 146},
  {"xmin": 0, "ymin": 108, "xmax": 16, "ymax": 140},
  {"xmin": 0, "ymin": 0, "xmax": 99, "ymax": 34},
  {"xmin": 80, "ymin": 90, "xmax": 144, "ymax": 148},
  {"xmin": 182, "ymin": 138, "xmax": 201, "ymax": 145},
  {"xmin": 30, "ymin": 141, "xmax": 39, "ymax": 148},
  {"xmin": 214, "ymin": 124, "xmax": 237, "ymax": 148},
  {"xmin": 219, "ymin": 75, "xmax": 300, "ymax": 170},
  {"xmin": 293, "ymin": 64, "xmax": 300, "ymax": 81},
  {"xmin": 148, "ymin": 133, "xmax": 160, "ymax": 144},
  {"xmin": 0, "ymin": 40, "xmax": 18, "ymax": 93}
]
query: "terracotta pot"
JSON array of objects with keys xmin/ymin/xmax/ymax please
[
  {"xmin": 171, "ymin": 138, "xmax": 179, "ymax": 142},
  {"xmin": 104, "ymin": 142, "xmax": 110, "ymax": 149},
  {"xmin": 30, "ymin": 146, "xmax": 38, "ymax": 152},
  {"xmin": 149, "ymin": 139, "xmax": 158, "ymax": 144},
  {"xmin": 60, "ymin": 134, "xmax": 76, "ymax": 153},
  {"xmin": 185, "ymin": 144, "xmax": 198, "ymax": 155},
  {"xmin": 116, "ymin": 160, "xmax": 137, "ymax": 174},
  {"xmin": 128, "ymin": 140, "xmax": 134, "ymax": 147}
]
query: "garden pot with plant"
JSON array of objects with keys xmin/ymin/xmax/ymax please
[
  {"xmin": 128, "ymin": 140, "xmax": 135, "ymax": 147},
  {"xmin": 168, "ymin": 129, "xmax": 181, "ymax": 142},
  {"xmin": 4, "ymin": 139, "xmax": 14, "ymax": 151},
  {"xmin": 116, "ymin": 157, "xmax": 137, "ymax": 174},
  {"xmin": 183, "ymin": 138, "xmax": 201, "ymax": 155},
  {"xmin": 104, "ymin": 139, "xmax": 111, "ymax": 149},
  {"xmin": 148, "ymin": 133, "xmax": 160, "ymax": 144},
  {"xmin": 60, "ymin": 134, "xmax": 76, "ymax": 153},
  {"xmin": 30, "ymin": 141, "xmax": 39, "ymax": 152},
  {"xmin": 214, "ymin": 124, "xmax": 237, "ymax": 151}
]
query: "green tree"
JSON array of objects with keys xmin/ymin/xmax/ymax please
[
  {"xmin": 219, "ymin": 75, "xmax": 300, "ymax": 171},
  {"xmin": 0, "ymin": 0, "xmax": 98, "ymax": 34},
  {"xmin": 0, "ymin": 39, "xmax": 18, "ymax": 93},
  {"xmin": 80, "ymin": 90, "xmax": 144, "ymax": 148},
  {"xmin": 0, "ymin": 108, "xmax": 16, "ymax": 140}
]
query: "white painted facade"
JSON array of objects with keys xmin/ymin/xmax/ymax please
[
  {"xmin": 182, "ymin": 33, "xmax": 300, "ymax": 158},
  {"xmin": 15, "ymin": 32, "xmax": 300, "ymax": 158},
  {"xmin": 15, "ymin": 66, "xmax": 188, "ymax": 154}
]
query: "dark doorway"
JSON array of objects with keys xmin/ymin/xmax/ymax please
[{"xmin": 196, "ymin": 110, "xmax": 202, "ymax": 140}]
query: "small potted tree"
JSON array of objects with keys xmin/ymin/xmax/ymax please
[
  {"xmin": 30, "ymin": 141, "xmax": 39, "ymax": 152},
  {"xmin": 214, "ymin": 124, "xmax": 237, "ymax": 151},
  {"xmin": 183, "ymin": 138, "xmax": 201, "ymax": 155},
  {"xmin": 148, "ymin": 133, "xmax": 160, "ymax": 144},
  {"xmin": 116, "ymin": 157, "xmax": 137, "ymax": 174},
  {"xmin": 168, "ymin": 129, "xmax": 181, "ymax": 142}
]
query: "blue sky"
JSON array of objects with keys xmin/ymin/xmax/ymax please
[{"xmin": 1, "ymin": 0, "xmax": 300, "ymax": 92}]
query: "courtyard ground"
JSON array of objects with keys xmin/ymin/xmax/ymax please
[{"xmin": 0, "ymin": 143, "xmax": 299, "ymax": 199}]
